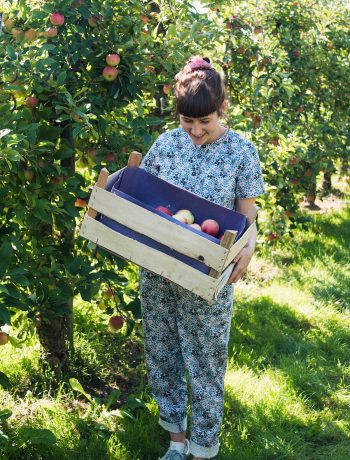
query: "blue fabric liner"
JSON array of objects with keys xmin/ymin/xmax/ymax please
[{"xmin": 98, "ymin": 167, "xmax": 247, "ymax": 274}]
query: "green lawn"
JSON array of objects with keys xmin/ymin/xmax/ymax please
[{"xmin": 1, "ymin": 200, "xmax": 349, "ymax": 459}]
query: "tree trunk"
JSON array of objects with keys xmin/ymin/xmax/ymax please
[
  {"xmin": 36, "ymin": 121, "xmax": 75, "ymax": 373},
  {"xmin": 322, "ymin": 170, "xmax": 332, "ymax": 192},
  {"xmin": 340, "ymin": 157, "xmax": 349, "ymax": 176}
]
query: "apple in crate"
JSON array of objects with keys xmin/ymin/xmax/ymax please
[
  {"xmin": 201, "ymin": 219, "xmax": 219, "ymax": 236},
  {"xmin": 173, "ymin": 214, "xmax": 188, "ymax": 223},
  {"xmin": 173, "ymin": 209, "xmax": 194, "ymax": 224},
  {"xmin": 155, "ymin": 205, "xmax": 173, "ymax": 216},
  {"xmin": 190, "ymin": 223, "xmax": 201, "ymax": 231}
]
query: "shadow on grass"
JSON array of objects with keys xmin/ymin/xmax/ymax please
[
  {"xmin": 267, "ymin": 206, "xmax": 350, "ymax": 310},
  {"xmin": 229, "ymin": 296, "xmax": 350, "ymax": 407}
]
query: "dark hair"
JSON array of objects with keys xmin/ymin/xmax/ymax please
[{"xmin": 174, "ymin": 56, "xmax": 226, "ymax": 118}]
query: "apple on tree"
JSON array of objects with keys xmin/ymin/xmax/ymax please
[
  {"xmin": 109, "ymin": 315, "xmax": 124, "ymax": 331},
  {"xmin": 50, "ymin": 13, "xmax": 65, "ymax": 26},
  {"xmin": 0, "ymin": 332, "xmax": 9, "ymax": 346},
  {"xmin": 103, "ymin": 66, "xmax": 118, "ymax": 81},
  {"xmin": 25, "ymin": 96, "xmax": 39, "ymax": 108},
  {"xmin": 106, "ymin": 54, "xmax": 120, "ymax": 66}
]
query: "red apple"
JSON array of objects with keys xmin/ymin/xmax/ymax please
[
  {"xmin": 105, "ymin": 153, "xmax": 115, "ymax": 161},
  {"xmin": 190, "ymin": 223, "xmax": 201, "ymax": 231},
  {"xmin": 109, "ymin": 315, "xmax": 124, "ymax": 331},
  {"xmin": 50, "ymin": 13, "xmax": 65, "ymax": 26},
  {"xmin": 175, "ymin": 209, "xmax": 194, "ymax": 224},
  {"xmin": 155, "ymin": 206, "xmax": 173, "ymax": 216},
  {"xmin": 4, "ymin": 18, "xmax": 14, "ymax": 31},
  {"xmin": 0, "ymin": 332, "xmax": 9, "ymax": 346},
  {"xmin": 289, "ymin": 158, "xmax": 299, "ymax": 165},
  {"xmin": 271, "ymin": 138, "xmax": 279, "ymax": 146},
  {"xmin": 102, "ymin": 66, "xmax": 118, "ymax": 81},
  {"xmin": 24, "ymin": 29, "xmax": 37, "ymax": 41},
  {"xmin": 11, "ymin": 28, "xmax": 24, "ymax": 40},
  {"xmin": 25, "ymin": 96, "xmax": 39, "ymax": 108},
  {"xmin": 201, "ymin": 219, "xmax": 219, "ymax": 236},
  {"xmin": 163, "ymin": 84, "xmax": 172, "ymax": 95},
  {"xmin": 75, "ymin": 198, "xmax": 87, "ymax": 207},
  {"xmin": 46, "ymin": 27, "xmax": 58, "ymax": 38},
  {"xmin": 141, "ymin": 15, "xmax": 149, "ymax": 24},
  {"xmin": 267, "ymin": 232, "xmax": 279, "ymax": 241},
  {"xmin": 103, "ymin": 288, "xmax": 114, "ymax": 299},
  {"xmin": 88, "ymin": 15, "xmax": 97, "ymax": 27},
  {"xmin": 252, "ymin": 114, "xmax": 261, "ymax": 127},
  {"xmin": 145, "ymin": 65, "xmax": 156, "ymax": 75},
  {"xmin": 106, "ymin": 53, "xmax": 120, "ymax": 66},
  {"xmin": 24, "ymin": 169, "xmax": 35, "ymax": 181}
]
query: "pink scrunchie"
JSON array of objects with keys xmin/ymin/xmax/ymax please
[{"xmin": 186, "ymin": 56, "xmax": 214, "ymax": 72}]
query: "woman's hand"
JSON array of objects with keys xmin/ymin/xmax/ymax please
[{"xmin": 226, "ymin": 246, "xmax": 254, "ymax": 284}]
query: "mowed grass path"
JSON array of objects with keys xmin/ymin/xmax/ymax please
[{"xmin": 0, "ymin": 204, "xmax": 349, "ymax": 459}]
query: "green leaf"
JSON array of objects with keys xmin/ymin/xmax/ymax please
[
  {"xmin": 69, "ymin": 378, "xmax": 92, "ymax": 401},
  {"xmin": 0, "ymin": 409, "xmax": 12, "ymax": 420},
  {"xmin": 57, "ymin": 71, "xmax": 67, "ymax": 85},
  {"xmin": 0, "ymin": 241, "xmax": 12, "ymax": 279},
  {"xmin": 0, "ymin": 372, "xmax": 12, "ymax": 390},
  {"xmin": 125, "ymin": 396, "xmax": 147, "ymax": 411},
  {"xmin": 6, "ymin": 45, "xmax": 16, "ymax": 60},
  {"xmin": 20, "ymin": 428, "xmax": 57, "ymax": 446},
  {"xmin": 0, "ymin": 305, "xmax": 12, "ymax": 324},
  {"xmin": 105, "ymin": 389, "xmax": 122, "ymax": 410}
]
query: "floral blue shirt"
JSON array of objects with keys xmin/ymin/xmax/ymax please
[{"xmin": 141, "ymin": 127, "xmax": 265, "ymax": 211}]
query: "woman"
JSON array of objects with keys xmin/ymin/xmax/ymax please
[{"xmin": 139, "ymin": 56, "xmax": 265, "ymax": 459}]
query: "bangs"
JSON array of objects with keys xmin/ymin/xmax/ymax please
[{"xmin": 176, "ymin": 84, "xmax": 219, "ymax": 118}]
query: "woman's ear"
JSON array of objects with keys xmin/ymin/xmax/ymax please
[{"xmin": 220, "ymin": 99, "xmax": 229, "ymax": 116}]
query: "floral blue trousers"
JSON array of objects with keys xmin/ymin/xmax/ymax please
[{"xmin": 139, "ymin": 269, "xmax": 234, "ymax": 458}]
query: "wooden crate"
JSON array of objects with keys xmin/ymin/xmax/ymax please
[{"xmin": 79, "ymin": 152, "xmax": 258, "ymax": 301}]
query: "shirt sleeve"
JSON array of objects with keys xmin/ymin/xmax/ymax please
[
  {"xmin": 140, "ymin": 135, "xmax": 164, "ymax": 177},
  {"xmin": 235, "ymin": 142, "xmax": 265, "ymax": 199}
]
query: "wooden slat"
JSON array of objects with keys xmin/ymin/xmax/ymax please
[
  {"xmin": 87, "ymin": 186, "xmax": 228, "ymax": 271},
  {"xmin": 87, "ymin": 168, "xmax": 109, "ymax": 219},
  {"xmin": 127, "ymin": 151, "xmax": 142, "ymax": 167},
  {"xmin": 79, "ymin": 215, "xmax": 217, "ymax": 301},
  {"xmin": 209, "ymin": 230, "xmax": 237, "ymax": 278},
  {"xmin": 222, "ymin": 222, "xmax": 257, "ymax": 271}
]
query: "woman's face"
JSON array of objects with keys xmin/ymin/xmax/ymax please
[{"xmin": 179, "ymin": 111, "xmax": 225, "ymax": 146}]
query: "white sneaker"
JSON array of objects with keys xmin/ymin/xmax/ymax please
[{"xmin": 159, "ymin": 439, "xmax": 190, "ymax": 460}]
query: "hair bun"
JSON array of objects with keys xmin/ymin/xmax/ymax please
[{"xmin": 186, "ymin": 56, "xmax": 214, "ymax": 72}]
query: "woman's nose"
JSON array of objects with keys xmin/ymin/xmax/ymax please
[{"xmin": 190, "ymin": 124, "xmax": 203, "ymax": 136}]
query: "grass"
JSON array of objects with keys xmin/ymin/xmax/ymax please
[{"xmin": 1, "ymin": 190, "xmax": 349, "ymax": 459}]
